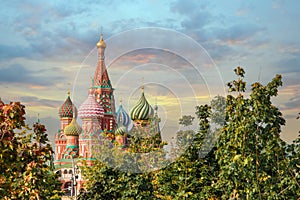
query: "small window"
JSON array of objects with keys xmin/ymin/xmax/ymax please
[
  {"xmin": 69, "ymin": 169, "xmax": 72, "ymax": 174},
  {"xmin": 55, "ymin": 170, "xmax": 61, "ymax": 176},
  {"xmin": 63, "ymin": 169, "xmax": 68, "ymax": 174}
]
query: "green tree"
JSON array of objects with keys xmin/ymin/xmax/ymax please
[
  {"xmin": 179, "ymin": 115, "xmax": 195, "ymax": 127},
  {"xmin": 156, "ymin": 105, "xmax": 219, "ymax": 199},
  {"xmin": 215, "ymin": 66, "xmax": 300, "ymax": 199},
  {"xmin": 286, "ymin": 113, "xmax": 300, "ymax": 197},
  {"xmin": 0, "ymin": 101, "xmax": 62, "ymax": 199},
  {"xmin": 210, "ymin": 95, "xmax": 226, "ymax": 128},
  {"xmin": 78, "ymin": 118, "xmax": 167, "ymax": 199}
]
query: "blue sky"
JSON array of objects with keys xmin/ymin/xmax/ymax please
[{"xmin": 0, "ymin": 0, "xmax": 299, "ymax": 143}]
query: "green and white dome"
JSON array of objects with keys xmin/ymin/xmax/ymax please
[
  {"xmin": 115, "ymin": 126, "xmax": 127, "ymax": 135},
  {"xmin": 130, "ymin": 89, "xmax": 153, "ymax": 121}
]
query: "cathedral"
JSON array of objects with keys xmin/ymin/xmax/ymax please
[{"xmin": 53, "ymin": 34, "xmax": 161, "ymax": 195}]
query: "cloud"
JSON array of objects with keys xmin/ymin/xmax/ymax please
[
  {"xmin": 181, "ymin": 11, "xmax": 213, "ymax": 30},
  {"xmin": 0, "ymin": 64, "xmax": 37, "ymax": 83},
  {"xmin": 20, "ymin": 96, "xmax": 62, "ymax": 109},
  {"xmin": 214, "ymin": 23, "xmax": 265, "ymax": 44},
  {"xmin": 110, "ymin": 48, "xmax": 192, "ymax": 70},
  {"xmin": 26, "ymin": 115, "xmax": 60, "ymax": 143},
  {"xmin": 0, "ymin": 44, "xmax": 31, "ymax": 60},
  {"xmin": 274, "ymin": 57, "xmax": 300, "ymax": 74},
  {"xmin": 170, "ymin": 0, "xmax": 207, "ymax": 16},
  {"xmin": 284, "ymin": 99, "xmax": 300, "ymax": 110},
  {"xmin": 0, "ymin": 64, "xmax": 65, "ymax": 86},
  {"xmin": 278, "ymin": 45, "xmax": 300, "ymax": 55}
]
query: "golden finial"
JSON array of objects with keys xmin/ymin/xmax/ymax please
[
  {"xmin": 67, "ymin": 83, "xmax": 71, "ymax": 96},
  {"xmin": 96, "ymin": 32, "xmax": 106, "ymax": 48},
  {"xmin": 100, "ymin": 26, "xmax": 104, "ymax": 42},
  {"xmin": 120, "ymin": 97, "xmax": 122, "ymax": 105},
  {"xmin": 141, "ymin": 77, "xmax": 144, "ymax": 93}
]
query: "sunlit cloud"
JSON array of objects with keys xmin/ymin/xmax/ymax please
[{"xmin": 0, "ymin": 0, "xmax": 299, "ymax": 143}]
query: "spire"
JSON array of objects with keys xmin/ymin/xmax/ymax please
[
  {"xmin": 67, "ymin": 83, "xmax": 71, "ymax": 97},
  {"xmin": 154, "ymin": 98, "xmax": 158, "ymax": 116},
  {"xmin": 141, "ymin": 77, "xmax": 144, "ymax": 93},
  {"xmin": 37, "ymin": 113, "xmax": 40, "ymax": 123},
  {"xmin": 94, "ymin": 33, "xmax": 110, "ymax": 87}
]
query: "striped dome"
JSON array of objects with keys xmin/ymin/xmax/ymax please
[
  {"xmin": 116, "ymin": 104, "xmax": 130, "ymax": 127},
  {"xmin": 115, "ymin": 126, "xmax": 127, "ymax": 135},
  {"xmin": 64, "ymin": 118, "xmax": 81, "ymax": 136},
  {"xmin": 59, "ymin": 95, "xmax": 77, "ymax": 118},
  {"xmin": 78, "ymin": 89, "xmax": 104, "ymax": 119},
  {"xmin": 130, "ymin": 91, "xmax": 154, "ymax": 120}
]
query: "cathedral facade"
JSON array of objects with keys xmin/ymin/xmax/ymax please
[{"xmin": 53, "ymin": 34, "xmax": 161, "ymax": 196}]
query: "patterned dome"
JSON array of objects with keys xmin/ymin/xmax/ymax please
[
  {"xmin": 59, "ymin": 95, "xmax": 77, "ymax": 118},
  {"xmin": 78, "ymin": 89, "xmax": 104, "ymax": 119},
  {"xmin": 115, "ymin": 126, "xmax": 127, "ymax": 135},
  {"xmin": 64, "ymin": 118, "xmax": 81, "ymax": 136},
  {"xmin": 116, "ymin": 103, "xmax": 130, "ymax": 127},
  {"xmin": 130, "ymin": 90, "xmax": 154, "ymax": 120}
]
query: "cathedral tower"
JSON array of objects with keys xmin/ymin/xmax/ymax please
[
  {"xmin": 55, "ymin": 92, "xmax": 77, "ymax": 161},
  {"xmin": 93, "ymin": 34, "xmax": 116, "ymax": 132},
  {"xmin": 78, "ymin": 88, "xmax": 104, "ymax": 165}
]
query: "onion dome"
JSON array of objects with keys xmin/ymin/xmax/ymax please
[
  {"xmin": 96, "ymin": 34, "xmax": 106, "ymax": 48},
  {"xmin": 116, "ymin": 101, "xmax": 130, "ymax": 127},
  {"xmin": 115, "ymin": 126, "xmax": 127, "ymax": 135},
  {"xmin": 59, "ymin": 93, "xmax": 77, "ymax": 118},
  {"xmin": 130, "ymin": 87, "xmax": 154, "ymax": 120},
  {"xmin": 78, "ymin": 89, "xmax": 104, "ymax": 118},
  {"xmin": 64, "ymin": 118, "xmax": 81, "ymax": 136}
]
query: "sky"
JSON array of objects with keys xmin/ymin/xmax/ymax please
[{"xmin": 0, "ymin": 0, "xmax": 300, "ymax": 144}]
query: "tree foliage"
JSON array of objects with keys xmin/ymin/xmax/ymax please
[
  {"xmin": 156, "ymin": 104, "xmax": 219, "ymax": 199},
  {"xmin": 0, "ymin": 101, "xmax": 62, "ymax": 199},
  {"xmin": 78, "ymin": 66, "xmax": 300, "ymax": 199},
  {"xmin": 215, "ymin": 66, "xmax": 300, "ymax": 199},
  {"xmin": 78, "ymin": 119, "xmax": 166, "ymax": 199},
  {"xmin": 179, "ymin": 115, "xmax": 195, "ymax": 127}
]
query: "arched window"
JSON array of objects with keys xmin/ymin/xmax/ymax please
[
  {"xmin": 63, "ymin": 169, "xmax": 68, "ymax": 174},
  {"xmin": 64, "ymin": 182, "xmax": 72, "ymax": 196},
  {"xmin": 69, "ymin": 169, "xmax": 72, "ymax": 174},
  {"xmin": 55, "ymin": 170, "xmax": 61, "ymax": 176}
]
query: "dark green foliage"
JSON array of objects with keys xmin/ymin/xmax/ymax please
[
  {"xmin": 215, "ymin": 67, "xmax": 300, "ymax": 199},
  {"xmin": 179, "ymin": 115, "xmax": 195, "ymax": 127},
  {"xmin": 156, "ymin": 104, "xmax": 219, "ymax": 199}
]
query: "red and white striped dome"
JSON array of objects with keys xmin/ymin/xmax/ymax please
[{"xmin": 78, "ymin": 89, "xmax": 104, "ymax": 119}]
